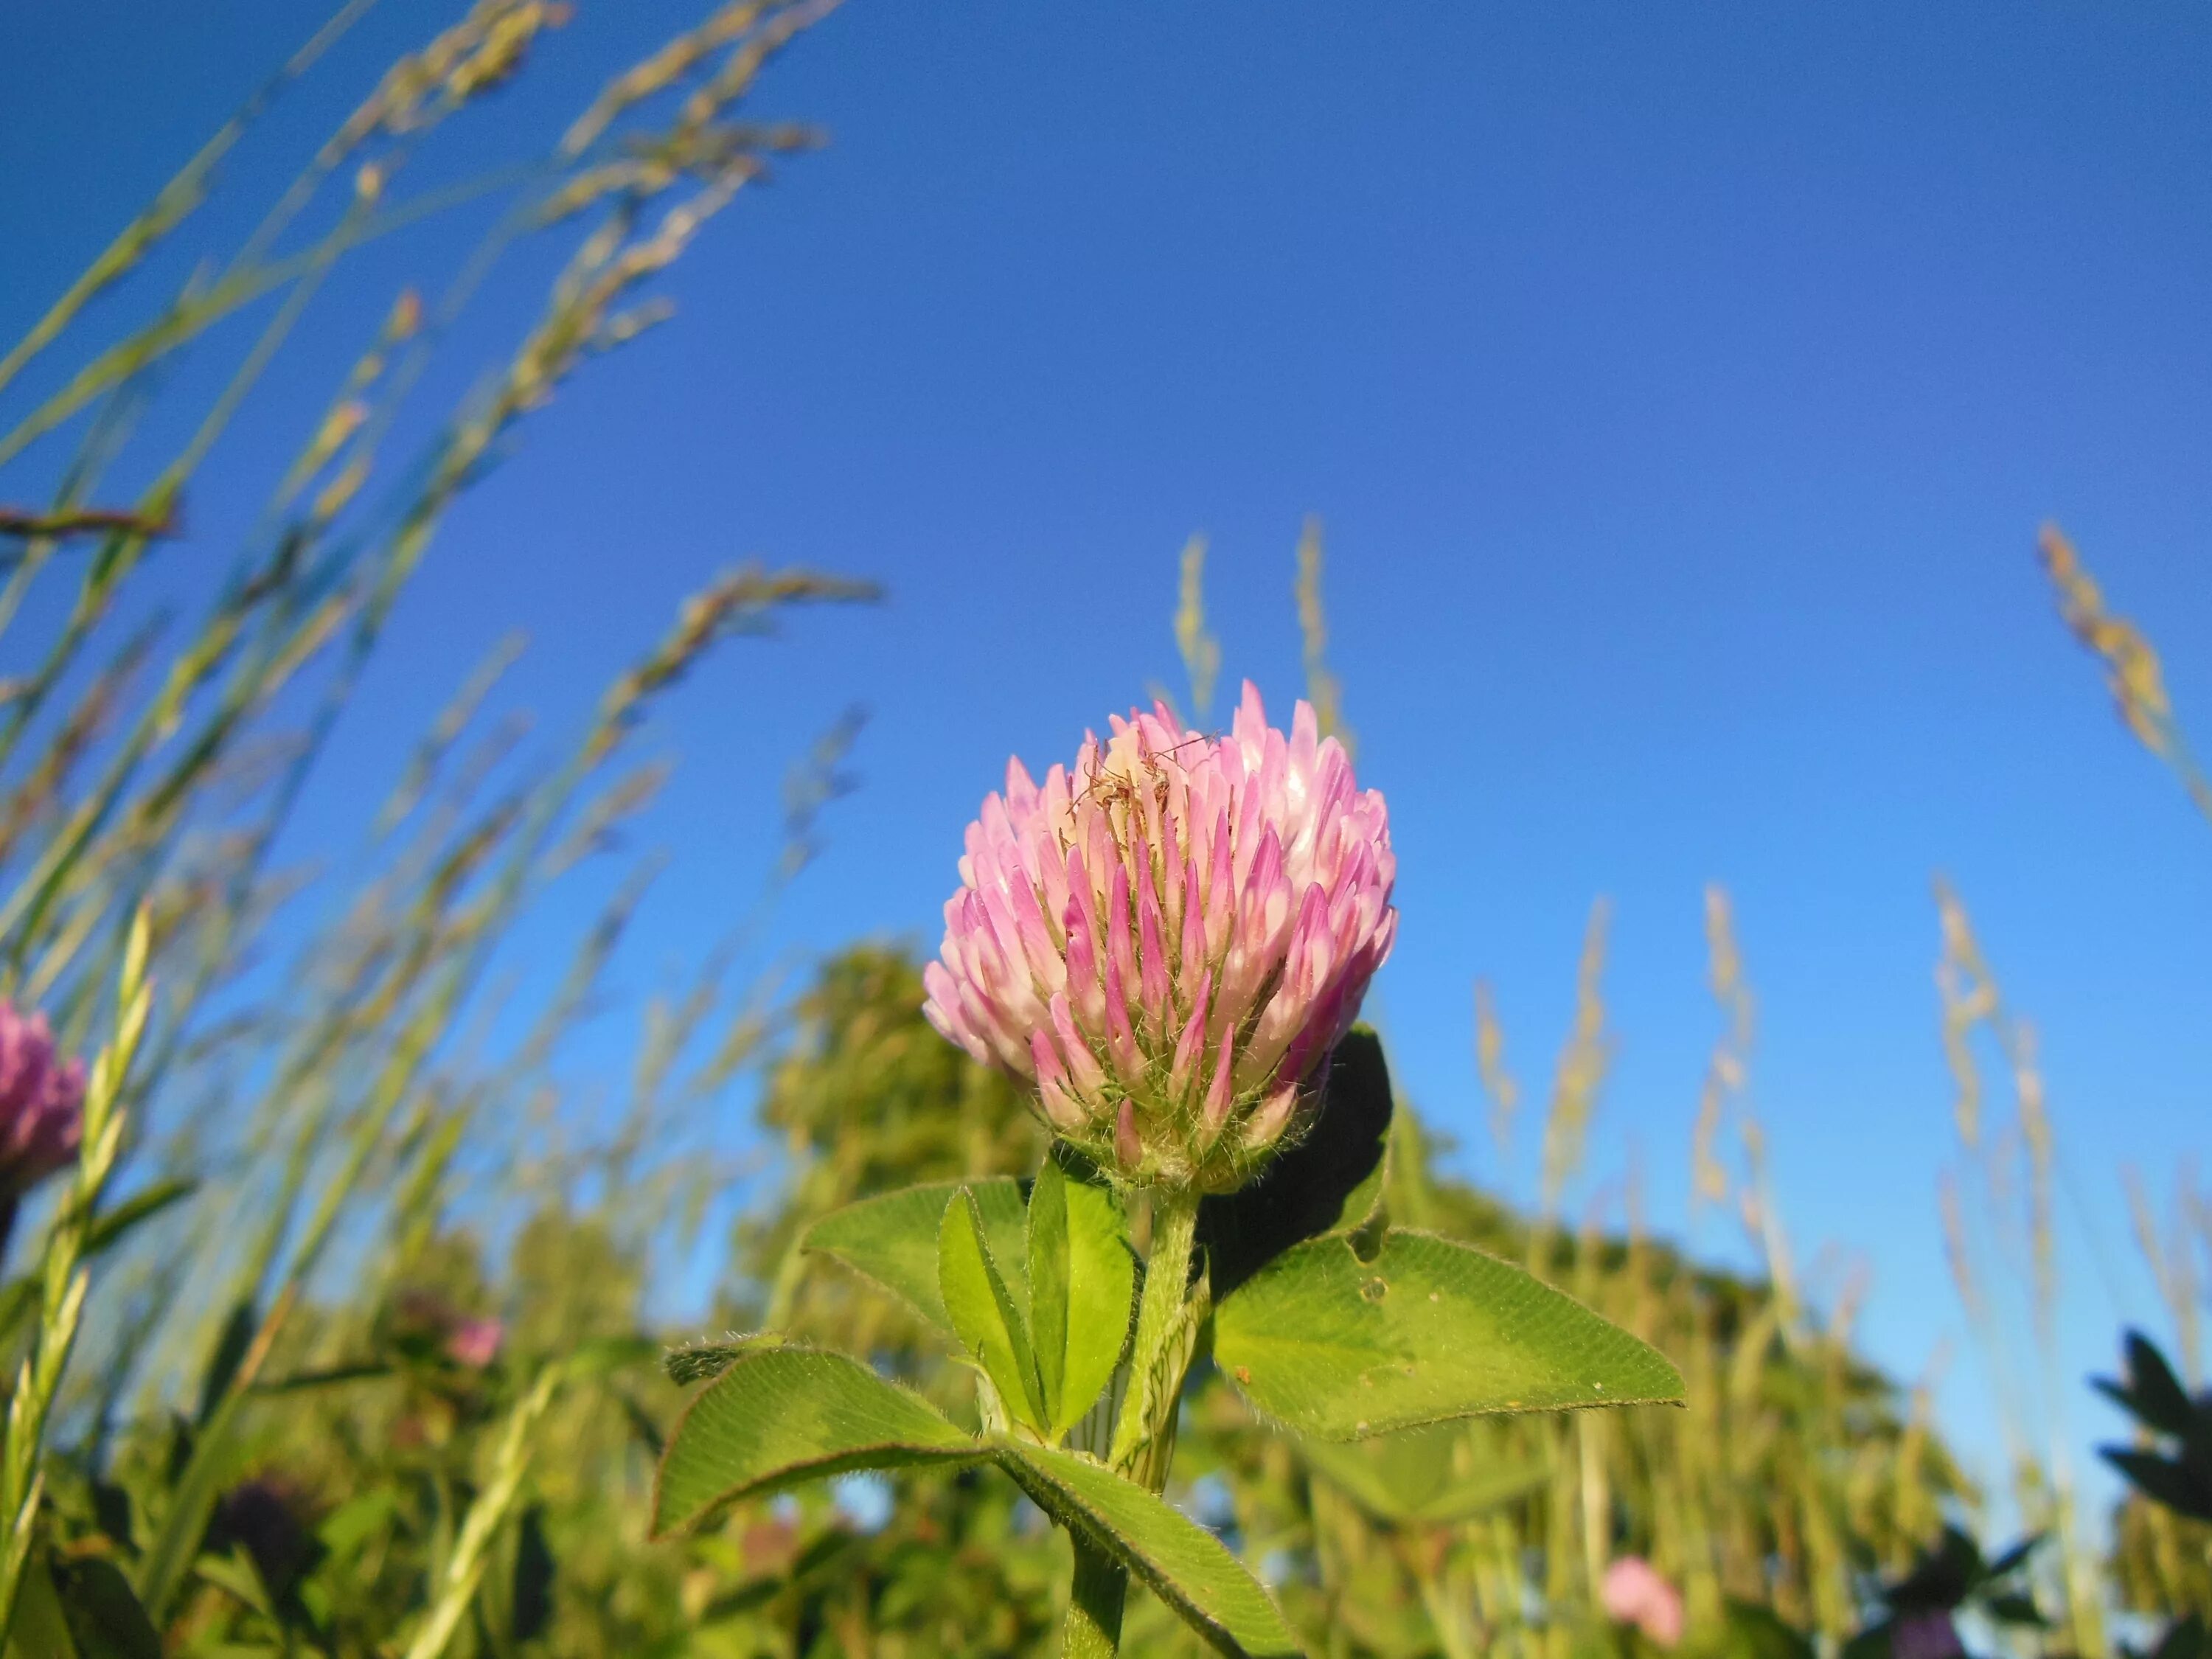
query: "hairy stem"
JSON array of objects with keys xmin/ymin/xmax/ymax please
[
  {"xmin": 1064, "ymin": 1185, "xmax": 1203, "ymax": 1655},
  {"xmin": 1110, "ymin": 1186, "xmax": 1200, "ymax": 1478},
  {"xmin": 1062, "ymin": 1539, "xmax": 1127, "ymax": 1659}
]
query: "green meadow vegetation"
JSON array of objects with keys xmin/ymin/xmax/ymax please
[{"xmin": 0, "ymin": 4, "xmax": 2205, "ymax": 1655}]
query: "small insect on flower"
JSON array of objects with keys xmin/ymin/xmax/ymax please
[
  {"xmin": 0, "ymin": 1001, "xmax": 86, "ymax": 1198},
  {"xmin": 923, "ymin": 684, "xmax": 1396, "ymax": 1192}
]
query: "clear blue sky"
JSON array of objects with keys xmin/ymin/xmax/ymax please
[{"xmin": 5, "ymin": 1, "xmax": 2210, "ymax": 1508}]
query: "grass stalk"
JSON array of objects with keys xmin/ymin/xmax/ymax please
[{"xmin": 0, "ymin": 908, "xmax": 152, "ymax": 1641}]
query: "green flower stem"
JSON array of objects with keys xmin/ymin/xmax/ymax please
[
  {"xmin": 1112, "ymin": 1186, "xmax": 1200, "ymax": 1479},
  {"xmin": 1062, "ymin": 1185, "xmax": 1204, "ymax": 1655}
]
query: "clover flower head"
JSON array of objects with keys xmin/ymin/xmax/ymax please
[
  {"xmin": 1893, "ymin": 1613, "xmax": 1966, "ymax": 1659},
  {"xmin": 1601, "ymin": 1557, "xmax": 1686, "ymax": 1649},
  {"xmin": 392, "ymin": 1290, "xmax": 504, "ymax": 1371},
  {"xmin": 446, "ymin": 1316, "xmax": 505, "ymax": 1370},
  {"xmin": 923, "ymin": 683, "xmax": 1396, "ymax": 1191},
  {"xmin": 0, "ymin": 1001, "xmax": 85, "ymax": 1197}
]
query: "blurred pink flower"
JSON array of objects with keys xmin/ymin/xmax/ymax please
[
  {"xmin": 0, "ymin": 1001, "xmax": 85, "ymax": 1197},
  {"xmin": 445, "ymin": 1316, "xmax": 504, "ymax": 1370},
  {"xmin": 1892, "ymin": 1613, "xmax": 1965, "ymax": 1659},
  {"xmin": 924, "ymin": 684, "xmax": 1396, "ymax": 1189},
  {"xmin": 392, "ymin": 1290, "xmax": 503, "ymax": 1370},
  {"xmin": 1601, "ymin": 1557, "xmax": 1686, "ymax": 1649}
]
